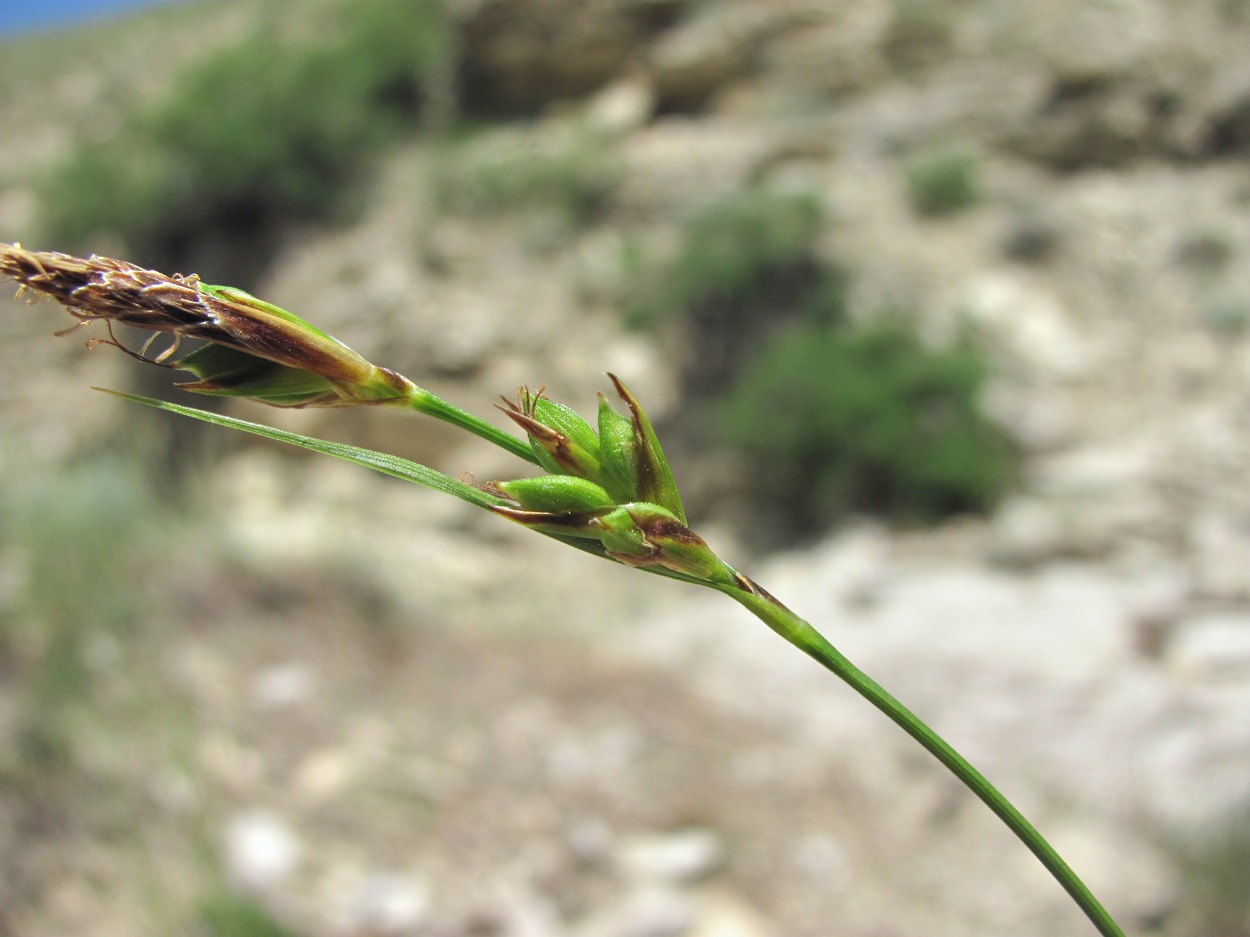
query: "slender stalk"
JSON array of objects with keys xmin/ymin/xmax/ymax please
[
  {"xmin": 715, "ymin": 576, "xmax": 1126, "ymax": 937},
  {"xmin": 408, "ymin": 387, "xmax": 540, "ymax": 465}
]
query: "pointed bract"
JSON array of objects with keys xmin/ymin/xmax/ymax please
[
  {"xmin": 175, "ymin": 343, "xmax": 344, "ymax": 406},
  {"xmin": 607, "ymin": 374, "xmax": 686, "ymax": 524},
  {"xmin": 485, "ymin": 504, "xmax": 608, "ymax": 541},
  {"xmin": 592, "ymin": 504, "xmax": 732, "ymax": 582},
  {"xmin": 499, "ymin": 388, "xmax": 602, "ymax": 479},
  {"xmin": 528, "ymin": 395, "xmax": 601, "ymax": 458}
]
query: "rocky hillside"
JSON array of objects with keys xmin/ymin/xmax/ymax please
[{"xmin": 2, "ymin": 1, "xmax": 1250, "ymax": 936}]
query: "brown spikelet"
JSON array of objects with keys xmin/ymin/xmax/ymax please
[
  {"xmin": 1, "ymin": 244, "xmax": 215, "ymax": 334},
  {"xmin": 1, "ymin": 243, "xmax": 414, "ymax": 404}
]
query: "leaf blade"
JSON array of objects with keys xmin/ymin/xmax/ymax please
[{"xmin": 99, "ymin": 389, "xmax": 504, "ymax": 509}]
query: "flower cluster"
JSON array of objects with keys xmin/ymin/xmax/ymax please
[
  {"xmin": 486, "ymin": 379, "xmax": 738, "ymax": 584},
  {"xmin": 2, "ymin": 243, "xmax": 739, "ymax": 586}
]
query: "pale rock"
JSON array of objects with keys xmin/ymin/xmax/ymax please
[
  {"xmin": 1010, "ymin": 0, "xmax": 1168, "ymax": 83},
  {"xmin": 982, "ymin": 380, "xmax": 1079, "ymax": 452},
  {"xmin": 489, "ymin": 879, "xmax": 567, "ymax": 937},
  {"xmin": 687, "ymin": 889, "xmax": 772, "ymax": 937},
  {"xmin": 1032, "ymin": 443, "xmax": 1162, "ymax": 533},
  {"xmin": 251, "ymin": 661, "xmax": 317, "ymax": 709},
  {"xmin": 1143, "ymin": 707, "xmax": 1250, "ymax": 832},
  {"xmin": 790, "ymin": 832, "xmax": 854, "ymax": 891},
  {"xmin": 1188, "ymin": 511, "xmax": 1250, "ymax": 601},
  {"xmin": 586, "ymin": 77, "xmax": 656, "ymax": 135},
  {"xmin": 647, "ymin": 4, "xmax": 781, "ymax": 112},
  {"xmin": 1167, "ymin": 612, "xmax": 1250, "ymax": 682},
  {"xmin": 224, "ymin": 810, "xmax": 302, "ymax": 892},
  {"xmin": 755, "ymin": 2, "xmax": 891, "ymax": 101},
  {"xmin": 578, "ymin": 885, "xmax": 694, "ymax": 937},
  {"xmin": 566, "ymin": 816, "xmax": 617, "ymax": 867},
  {"xmin": 958, "ymin": 273, "xmax": 1090, "ymax": 379},
  {"xmin": 172, "ymin": 643, "xmax": 237, "ymax": 714},
  {"xmin": 618, "ymin": 828, "xmax": 725, "ymax": 885},
  {"xmin": 295, "ymin": 747, "xmax": 359, "ymax": 803},
  {"xmin": 874, "ymin": 562, "xmax": 1131, "ymax": 684},
  {"xmin": 986, "ymin": 496, "xmax": 1068, "ymax": 567},
  {"xmin": 199, "ymin": 730, "xmax": 265, "ymax": 790},
  {"xmin": 547, "ymin": 723, "xmax": 643, "ymax": 788},
  {"xmin": 335, "ymin": 870, "xmax": 431, "ymax": 937}
]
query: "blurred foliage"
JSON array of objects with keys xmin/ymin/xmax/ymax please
[
  {"xmin": 198, "ymin": 892, "xmax": 303, "ymax": 937},
  {"xmin": 0, "ymin": 451, "xmax": 174, "ymax": 771},
  {"xmin": 717, "ymin": 318, "xmax": 1016, "ymax": 533},
  {"xmin": 1172, "ymin": 810, "xmax": 1250, "ymax": 937},
  {"xmin": 429, "ymin": 125, "xmax": 619, "ymax": 227},
  {"xmin": 619, "ymin": 186, "xmax": 1011, "ymax": 533},
  {"xmin": 625, "ymin": 188, "xmax": 831, "ymax": 329},
  {"xmin": 0, "ymin": 446, "xmax": 208, "ymax": 928},
  {"xmin": 1201, "ymin": 291, "xmax": 1250, "ymax": 335},
  {"xmin": 905, "ymin": 148, "xmax": 982, "ymax": 217},
  {"xmin": 623, "ymin": 188, "xmax": 845, "ymax": 399},
  {"xmin": 37, "ymin": 0, "xmax": 451, "ymax": 270}
]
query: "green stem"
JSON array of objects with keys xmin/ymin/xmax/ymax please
[
  {"xmin": 715, "ymin": 577, "xmax": 1126, "ymax": 937},
  {"xmin": 408, "ymin": 389, "xmax": 539, "ymax": 465}
]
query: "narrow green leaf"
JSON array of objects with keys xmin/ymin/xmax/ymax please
[
  {"xmin": 99, "ymin": 390, "xmax": 504, "ymax": 509},
  {"xmin": 607, "ymin": 374, "xmax": 686, "ymax": 524}
]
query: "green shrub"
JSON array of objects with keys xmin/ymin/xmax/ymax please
[
  {"xmin": 905, "ymin": 148, "xmax": 981, "ymax": 217},
  {"xmin": 38, "ymin": 0, "xmax": 450, "ymax": 264},
  {"xmin": 0, "ymin": 453, "xmax": 172, "ymax": 769},
  {"xmin": 628, "ymin": 188, "xmax": 827, "ymax": 328},
  {"xmin": 622, "ymin": 188, "xmax": 850, "ymax": 437},
  {"xmin": 1202, "ymin": 291, "xmax": 1250, "ymax": 335},
  {"xmin": 1172, "ymin": 811, "xmax": 1250, "ymax": 937},
  {"xmin": 616, "ymin": 186, "xmax": 1009, "ymax": 533},
  {"xmin": 623, "ymin": 188, "xmax": 844, "ymax": 399},
  {"xmin": 198, "ymin": 893, "xmax": 301, "ymax": 937},
  {"xmin": 717, "ymin": 319, "xmax": 1015, "ymax": 532}
]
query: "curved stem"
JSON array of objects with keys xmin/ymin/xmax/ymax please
[
  {"xmin": 715, "ymin": 577, "xmax": 1126, "ymax": 937},
  {"xmin": 408, "ymin": 389, "xmax": 539, "ymax": 465}
]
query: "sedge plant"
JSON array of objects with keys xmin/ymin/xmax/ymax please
[{"xmin": 1, "ymin": 244, "xmax": 1126, "ymax": 936}]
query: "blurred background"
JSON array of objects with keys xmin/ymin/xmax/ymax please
[{"xmin": 1, "ymin": 0, "xmax": 1249, "ymax": 934}]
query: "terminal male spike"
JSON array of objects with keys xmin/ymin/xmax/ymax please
[{"xmin": 1, "ymin": 243, "xmax": 415, "ymax": 407}]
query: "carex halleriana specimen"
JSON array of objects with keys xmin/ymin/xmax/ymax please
[{"xmin": 1, "ymin": 243, "xmax": 1127, "ymax": 937}]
